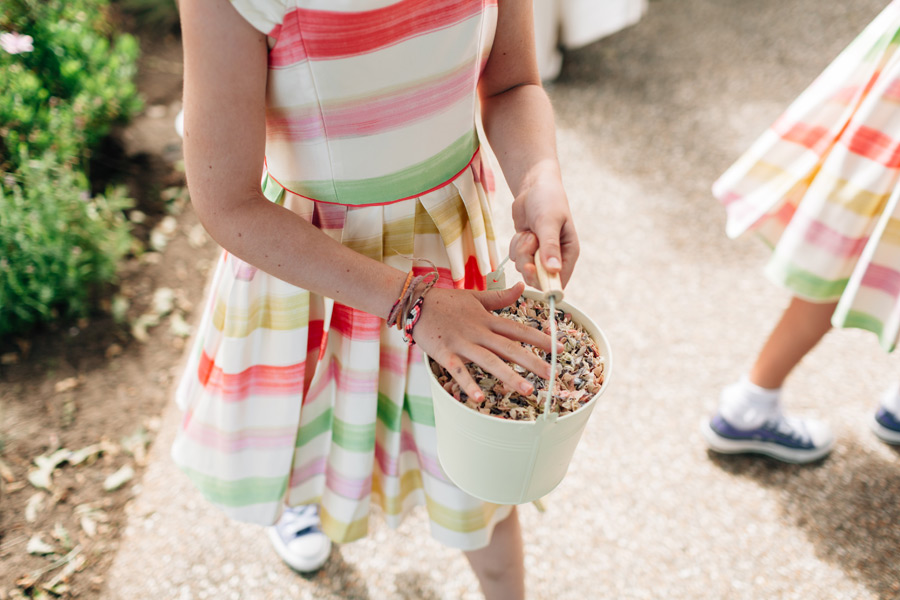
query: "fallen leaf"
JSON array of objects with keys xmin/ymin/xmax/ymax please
[
  {"xmin": 26, "ymin": 535, "xmax": 55, "ymax": 556},
  {"xmin": 152, "ymin": 287, "xmax": 176, "ymax": 317},
  {"xmin": 51, "ymin": 523, "xmax": 73, "ymax": 551},
  {"xmin": 68, "ymin": 444, "xmax": 102, "ymax": 466},
  {"xmin": 80, "ymin": 515, "xmax": 97, "ymax": 537},
  {"xmin": 121, "ymin": 428, "xmax": 152, "ymax": 466},
  {"xmin": 111, "ymin": 295, "xmax": 130, "ymax": 323},
  {"xmin": 103, "ymin": 466, "xmax": 134, "ymax": 491},
  {"xmin": 0, "ymin": 352, "xmax": 18, "ymax": 365},
  {"xmin": 24, "ymin": 492, "xmax": 45, "ymax": 523},
  {"xmin": 169, "ymin": 311, "xmax": 192, "ymax": 338},
  {"xmin": 28, "ymin": 449, "xmax": 72, "ymax": 491},
  {"xmin": 0, "ymin": 457, "xmax": 15, "ymax": 482},
  {"xmin": 54, "ymin": 377, "xmax": 80, "ymax": 394},
  {"xmin": 130, "ymin": 313, "xmax": 159, "ymax": 343}
]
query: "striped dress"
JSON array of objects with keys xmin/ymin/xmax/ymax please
[
  {"xmin": 172, "ymin": 0, "xmax": 512, "ymax": 550},
  {"xmin": 714, "ymin": 0, "xmax": 900, "ymax": 351}
]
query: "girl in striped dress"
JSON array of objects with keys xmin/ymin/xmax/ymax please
[
  {"xmin": 174, "ymin": 0, "xmax": 578, "ymax": 596},
  {"xmin": 702, "ymin": 1, "xmax": 900, "ymax": 463}
]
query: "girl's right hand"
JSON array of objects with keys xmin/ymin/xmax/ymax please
[{"xmin": 412, "ymin": 282, "xmax": 559, "ymax": 402}]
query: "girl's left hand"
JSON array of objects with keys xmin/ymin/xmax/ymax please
[{"xmin": 509, "ymin": 174, "xmax": 579, "ymax": 288}]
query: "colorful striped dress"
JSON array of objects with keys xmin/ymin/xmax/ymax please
[
  {"xmin": 714, "ymin": 0, "xmax": 900, "ymax": 351},
  {"xmin": 172, "ymin": 0, "xmax": 512, "ymax": 550}
]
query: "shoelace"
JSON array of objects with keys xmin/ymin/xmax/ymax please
[
  {"xmin": 278, "ymin": 505, "xmax": 322, "ymax": 538},
  {"xmin": 764, "ymin": 415, "xmax": 811, "ymax": 445}
]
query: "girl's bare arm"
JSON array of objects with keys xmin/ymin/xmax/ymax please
[{"xmin": 478, "ymin": 0, "xmax": 580, "ymax": 287}]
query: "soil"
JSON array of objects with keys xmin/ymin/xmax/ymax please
[{"xmin": 0, "ymin": 28, "xmax": 219, "ymax": 599}]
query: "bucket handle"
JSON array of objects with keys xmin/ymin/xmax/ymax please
[{"xmin": 534, "ymin": 249, "xmax": 563, "ymax": 422}]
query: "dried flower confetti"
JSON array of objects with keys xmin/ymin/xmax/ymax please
[{"xmin": 430, "ymin": 295, "xmax": 605, "ymax": 421}]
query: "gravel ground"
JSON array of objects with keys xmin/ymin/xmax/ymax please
[{"xmin": 101, "ymin": 1, "xmax": 900, "ymax": 598}]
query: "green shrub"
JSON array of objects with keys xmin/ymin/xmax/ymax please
[
  {"xmin": 0, "ymin": 0, "xmax": 143, "ymax": 173},
  {"xmin": 0, "ymin": 0, "xmax": 143, "ymax": 336},
  {"xmin": 0, "ymin": 156, "xmax": 134, "ymax": 337}
]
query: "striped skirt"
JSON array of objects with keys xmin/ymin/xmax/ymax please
[
  {"xmin": 714, "ymin": 0, "xmax": 900, "ymax": 350},
  {"xmin": 172, "ymin": 148, "xmax": 513, "ymax": 550}
]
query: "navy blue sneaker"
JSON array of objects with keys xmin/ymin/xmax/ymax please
[
  {"xmin": 701, "ymin": 412, "xmax": 834, "ymax": 464},
  {"xmin": 872, "ymin": 407, "xmax": 900, "ymax": 444},
  {"xmin": 872, "ymin": 389, "xmax": 900, "ymax": 446}
]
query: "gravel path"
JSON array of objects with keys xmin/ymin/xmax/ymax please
[{"xmin": 102, "ymin": 2, "xmax": 900, "ymax": 598}]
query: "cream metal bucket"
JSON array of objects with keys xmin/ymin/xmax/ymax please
[{"xmin": 427, "ymin": 289, "xmax": 612, "ymax": 505}]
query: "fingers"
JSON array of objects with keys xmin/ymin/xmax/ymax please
[
  {"xmin": 490, "ymin": 314, "xmax": 559, "ymax": 356},
  {"xmin": 558, "ymin": 219, "xmax": 580, "ymax": 286},
  {"xmin": 509, "ymin": 231, "xmax": 539, "ymax": 288},
  {"xmin": 441, "ymin": 355, "xmax": 485, "ymax": 403},
  {"xmin": 465, "ymin": 344, "xmax": 538, "ymax": 396},
  {"xmin": 474, "ymin": 282, "xmax": 525, "ymax": 311},
  {"xmin": 532, "ymin": 216, "xmax": 565, "ymax": 275}
]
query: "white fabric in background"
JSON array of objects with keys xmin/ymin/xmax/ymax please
[{"xmin": 534, "ymin": 0, "xmax": 648, "ymax": 81}]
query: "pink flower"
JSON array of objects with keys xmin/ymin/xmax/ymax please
[{"xmin": 0, "ymin": 32, "xmax": 34, "ymax": 55}]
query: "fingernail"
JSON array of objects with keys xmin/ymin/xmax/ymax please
[
  {"xmin": 546, "ymin": 257, "xmax": 561, "ymax": 269},
  {"xmin": 520, "ymin": 382, "xmax": 533, "ymax": 395}
]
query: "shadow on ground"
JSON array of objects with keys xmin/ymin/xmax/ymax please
[{"xmin": 708, "ymin": 443, "xmax": 900, "ymax": 599}]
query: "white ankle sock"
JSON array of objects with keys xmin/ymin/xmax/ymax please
[
  {"xmin": 881, "ymin": 383, "xmax": 900, "ymax": 414},
  {"xmin": 719, "ymin": 376, "xmax": 782, "ymax": 430}
]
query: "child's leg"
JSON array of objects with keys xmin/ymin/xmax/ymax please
[
  {"xmin": 464, "ymin": 507, "xmax": 525, "ymax": 600},
  {"xmin": 747, "ymin": 296, "xmax": 838, "ymax": 389},
  {"xmin": 702, "ymin": 296, "xmax": 836, "ymax": 463}
]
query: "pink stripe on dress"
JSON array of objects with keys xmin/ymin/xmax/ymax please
[
  {"xmin": 860, "ymin": 262, "xmax": 900, "ymax": 296},
  {"xmin": 198, "ymin": 352, "xmax": 305, "ymax": 401},
  {"xmin": 266, "ymin": 64, "xmax": 475, "ymax": 141},
  {"xmin": 183, "ymin": 414, "xmax": 299, "ymax": 452},
  {"xmin": 802, "ymin": 219, "xmax": 870, "ymax": 258},
  {"xmin": 269, "ymin": 0, "xmax": 494, "ymax": 67}
]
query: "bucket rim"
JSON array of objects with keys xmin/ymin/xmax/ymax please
[{"xmin": 425, "ymin": 289, "xmax": 613, "ymax": 426}]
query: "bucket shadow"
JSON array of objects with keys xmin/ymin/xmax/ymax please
[{"xmin": 707, "ymin": 442, "xmax": 900, "ymax": 598}]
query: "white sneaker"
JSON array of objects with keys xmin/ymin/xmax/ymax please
[{"xmin": 266, "ymin": 504, "xmax": 332, "ymax": 573}]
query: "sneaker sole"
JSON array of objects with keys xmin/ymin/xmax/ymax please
[
  {"xmin": 871, "ymin": 414, "xmax": 900, "ymax": 445},
  {"xmin": 700, "ymin": 419, "xmax": 834, "ymax": 464},
  {"xmin": 266, "ymin": 527, "xmax": 332, "ymax": 573}
]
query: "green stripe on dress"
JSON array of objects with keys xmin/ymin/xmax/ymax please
[
  {"xmin": 405, "ymin": 393, "xmax": 436, "ymax": 427},
  {"xmin": 377, "ymin": 392, "xmax": 402, "ymax": 432},
  {"xmin": 332, "ymin": 417, "xmax": 376, "ymax": 452},
  {"xmin": 181, "ymin": 466, "xmax": 286, "ymax": 506},
  {"xmin": 295, "ymin": 408, "xmax": 333, "ymax": 448},
  {"xmin": 839, "ymin": 309, "xmax": 885, "ymax": 338},
  {"xmin": 284, "ymin": 132, "xmax": 478, "ymax": 205},
  {"xmin": 766, "ymin": 262, "xmax": 849, "ymax": 300}
]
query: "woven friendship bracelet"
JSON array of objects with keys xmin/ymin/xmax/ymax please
[{"xmin": 386, "ymin": 259, "xmax": 439, "ymax": 345}]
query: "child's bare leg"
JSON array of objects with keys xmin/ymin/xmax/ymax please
[
  {"xmin": 748, "ymin": 296, "xmax": 838, "ymax": 389},
  {"xmin": 464, "ymin": 507, "xmax": 525, "ymax": 600}
]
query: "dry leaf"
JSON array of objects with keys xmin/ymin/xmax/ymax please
[
  {"xmin": 68, "ymin": 444, "xmax": 102, "ymax": 466},
  {"xmin": 24, "ymin": 493, "xmax": 45, "ymax": 523},
  {"xmin": 26, "ymin": 535, "xmax": 55, "ymax": 556},
  {"xmin": 0, "ymin": 352, "xmax": 19, "ymax": 365},
  {"xmin": 169, "ymin": 311, "xmax": 192, "ymax": 338},
  {"xmin": 28, "ymin": 449, "xmax": 72, "ymax": 490},
  {"xmin": 51, "ymin": 523, "xmax": 73, "ymax": 551},
  {"xmin": 103, "ymin": 466, "xmax": 134, "ymax": 491},
  {"xmin": 0, "ymin": 457, "xmax": 15, "ymax": 483},
  {"xmin": 53, "ymin": 377, "xmax": 80, "ymax": 394},
  {"xmin": 80, "ymin": 516, "xmax": 97, "ymax": 537}
]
